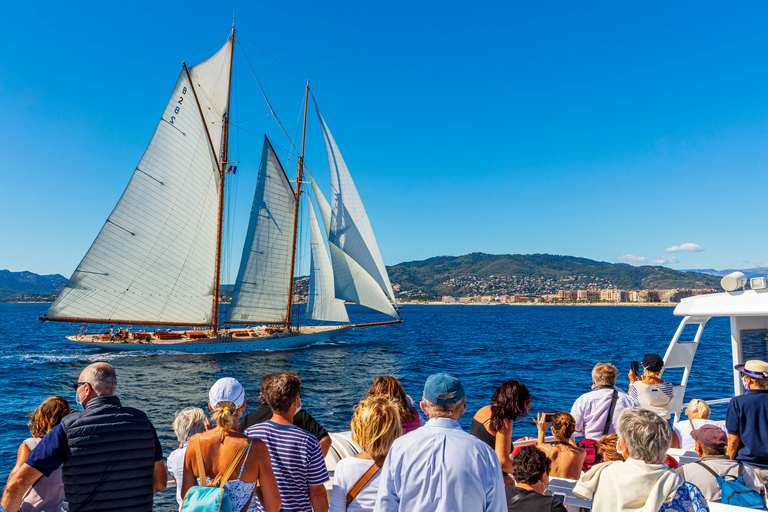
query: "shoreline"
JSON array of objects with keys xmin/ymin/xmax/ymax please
[{"xmin": 398, "ymin": 302, "xmax": 676, "ymax": 307}]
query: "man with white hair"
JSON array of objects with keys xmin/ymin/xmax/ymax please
[
  {"xmin": 2, "ymin": 362, "xmax": 166, "ymax": 512},
  {"xmin": 374, "ymin": 373, "xmax": 506, "ymax": 512},
  {"xmin": 571, "ymin": 362, "xmax": 637, "ymax": 441}
]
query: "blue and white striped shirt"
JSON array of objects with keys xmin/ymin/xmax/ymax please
[{"xmin": 245, "ymin": 420, "xmax": 328, "ymax": 512}]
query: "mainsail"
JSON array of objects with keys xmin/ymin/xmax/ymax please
[
  {"xmin": 46, "ymin": 56, "xmax": 228, "ymax": 325},
  {"xmin": 314, "ymin": 101, "xmax": 398, "ymax": 317},
  {"xmin": 305, "ymin": 200, "xmax": 349, "ymax": 323},
  {"xmin": 226, "ymin": 138, "xmax": 296, "ymax": 324}
]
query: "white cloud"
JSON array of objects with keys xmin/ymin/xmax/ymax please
[
  {"xmin": 650, "ymin": 256, "xmax": 679, "ymax": 265},
  {"xmin": 617, "ymin": 254, "xmax": 648, "ymax": 263},
  {"xmin": 665, "ymin": 243, "xmax": 704, "ymax": 253}
]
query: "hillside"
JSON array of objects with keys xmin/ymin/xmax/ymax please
[
  {"xmin": 0, "ymin": 270, "xmax": 67, "ymax": 300},
  {"xmin": 387, "ymin": 253, "xmax": 721, "ymax": 298}
]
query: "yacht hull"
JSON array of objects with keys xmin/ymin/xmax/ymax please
[{"xmin": 66, "ymin": 325, "xmax": 352, "ymax": 353}]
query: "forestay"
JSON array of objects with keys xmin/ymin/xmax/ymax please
[
  {"xmin": 46, "ymin": 68, "xmax": 221, "ymax": 325},
  {"xmin": 305, "ymin": 200, "xmax": 349, "ymax": 323},
  {"xmin": 314, "ymin": 101, "xmax": 398, "ymax": 306},
  {"xmin": 226, "ymin": 138, "xmax": 296, "ymax": 324}
]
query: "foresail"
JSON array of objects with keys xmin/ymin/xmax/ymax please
[
  {"xmin": 46, "ymin": 69, "xmax": 220, "ymax": 325},
  {"xmin": 226, "ymin": 138, "xmax": 295, "ymax": 324},
  {"xmin": 306, "ymin": 201, "xmax": 349, "ymax": 323},
  {"xmin": 314, "ymin": 101, "xmax": 397, "ymax": 305},
  {"xmin": 189, "ymin": 35, "xmax": 233, "ymax": 161},
  {"xmin": 328, "ymin": 243, "xmax": 398, "ymax": 318},
  {"xmin": 306, "ymin": 171, "xmax": 332, "ymax": 236}
]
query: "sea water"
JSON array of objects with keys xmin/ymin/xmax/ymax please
[{"xmin": 0, "ymin": 302, "xmax": 734, "ymax": 509}]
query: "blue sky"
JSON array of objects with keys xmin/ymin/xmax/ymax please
[{"xmin": 2, "ymin": 1, "xmax": 768, "ymax": 280}]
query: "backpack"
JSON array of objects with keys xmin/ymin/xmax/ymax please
[
  {"xmin": 696, "ymin": 461, "xmax": 767, "ymax": 509},
  {"xmin": 181, "ymin": 435, "xmax": 256, "ymax": 512}
]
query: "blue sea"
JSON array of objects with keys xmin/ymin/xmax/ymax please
[{"xmin": 0, "ymin": 302, "xmax": 735, "ymax": 509}]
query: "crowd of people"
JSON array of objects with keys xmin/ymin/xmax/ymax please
[{"xmin": 4, "ymin": 354, "xmax": 768, "ymax": 511}]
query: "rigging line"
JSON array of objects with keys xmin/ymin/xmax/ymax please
[
  {"xmin": 237, "ymin": 31, "xmax": 306, "ymax": 84},
  {"xmin": 237, "ymin": 40, "xmax": 300, "ymax": 155}
]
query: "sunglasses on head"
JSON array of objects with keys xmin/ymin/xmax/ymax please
[{"xmin": 73, "ymin": 382, "xmax": 90, "ymax": 391}]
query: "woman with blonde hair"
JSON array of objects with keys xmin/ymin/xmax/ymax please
[
  {"xmin": 535, "ymin": 411, "xmax": 586, "ymax": 479},
  {"xmin": 671, "ymin": 398, "xmax": 725, "ymax": 450},
  {"xmin": 181, "ymin": 378, "xmax": 280, "ymax": 512},
  {"xmin": 595, "ymin": 433, "xmax": 624, "ymax": 462},
  {"xmin": 628, "ymin": 353, "xmax": 674, "ymax": 419},
  {"xmin": 329, "ymin": 396, "xmax": 402, "ymax": 512},
  {"xmin": 7, "ymin": 396, "xmax": 71, "ymax": 511},
  {"xmin": 366, "ymin": 376, "xmax": 423, "ymax": 433}
]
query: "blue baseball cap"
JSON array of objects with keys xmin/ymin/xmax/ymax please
[{"xmin": 423, "ymin": 373, "xmax": 465, "ymax": 405}]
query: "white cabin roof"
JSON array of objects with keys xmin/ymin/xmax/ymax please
[{"xmin": 674, "ymin": 289, "xmax": 768, "ymax": 317}]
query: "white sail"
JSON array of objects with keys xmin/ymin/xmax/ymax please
[
  {"xmin": 306, "ymin": 171, "xmax": 332, "ymax": 236},
  {"xmin": 314, "ymin": 101, "xmax": 397, "ymax": 305},
  {"xmin": 189, "ymin": 36, "xmax": 233, "ymax": 161},
  {"xmin": 305, "ymin": 200, "xmax": 349, "ymax": 323},
  {"xmin": 226, "ymin": 138, "xmax": 296, "ymax": 324},
  {"xmin": 46, "ymin": 68, "xmax": 222, "ymax": 325},
  {"xmin": 329, "ymin": 243, "xmax": 398, "ymax": 318}
]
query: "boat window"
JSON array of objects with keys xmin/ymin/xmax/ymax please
[{"xmin": 741, "ymin": 330, "xmax": 768, "ymax": 362}]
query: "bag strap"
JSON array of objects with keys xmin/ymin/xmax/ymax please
[
  {"xmin": 195, "ymin": 435, "xmax": 207, "ymax": 484},
  {"xmin": 211, "ymin": 438, "xmax": 251, "ymax": 489},
  {"xmin": 696, "ymin": 461, "xmax": 722, "ymax": 480},
  {"xmin": 602, "ymin": 389, "xmax": 619, "ymax": 436},
  {"xmin": 690, "ymin": 418, "xmax": 695, "ymax": 431},
  {"xmin": 346, "ymin": 456, "xmax": 385, "ymax": 507}
]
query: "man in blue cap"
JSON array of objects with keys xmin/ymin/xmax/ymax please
[
  {"xmin": 727, "ymin": 360, "xmax": 768, "ymax": 485},
  {"xmin": 374, "ymin": 373, "xmax": 505, "ymax": 512}
]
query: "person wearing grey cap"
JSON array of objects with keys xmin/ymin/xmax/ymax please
[
  {"xmin": 727, "ymin": 360, "xmax": 768, "ymax": 485},
  {"xmin": 374, "ymin": 373, "xmax": 506, "ymax": 512},
  {"xmin": 676, "ymin": 424, "xmax": 766, "ymax": 503}
]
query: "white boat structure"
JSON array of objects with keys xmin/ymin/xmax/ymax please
[{"xmin": 39, "ymin": 28, "xmax": 401, "ymax": 352}]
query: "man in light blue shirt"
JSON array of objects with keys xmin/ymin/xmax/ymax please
[{"xmin": 374, "ymin": 373, "xmax": 506, "ymax": 512}]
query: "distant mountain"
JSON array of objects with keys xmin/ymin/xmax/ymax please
[
  {"xmin": 387, "ymin": 253, "xmax": 721, "ymax": 298},
  {"xmin": 683, "ymin": 267, "xmax": 768, "ymax": 279},
  {"xmin": 0, "ymin": 270, "xmax": 68, "ymax": 300}
]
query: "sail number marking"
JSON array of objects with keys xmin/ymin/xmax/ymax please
[{"xmin": 169, "ymin": 86, "xmax": 187, "ymax": 125}]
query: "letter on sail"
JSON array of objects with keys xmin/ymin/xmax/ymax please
[
  {"xmin": 46, "ymin": 59, "xmax": 225, "ymax": 325},
  {"xmin": 306, "ymin": 200, "xmax": 349, "ymax": 323},
  {"xmin": 226, "ymin": 138, "xmax": 296, "ymax": 324}
]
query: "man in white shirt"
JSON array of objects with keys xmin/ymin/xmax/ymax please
[
  {"xmin": 570, "ymin": 362, "xmax": 637, "ymax": 441},
  {"xmin": 374, "ymin": 373, "xmax": 506, "ymax": 512}
]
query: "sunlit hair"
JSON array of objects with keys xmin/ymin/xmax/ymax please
[
  {"xmin": 489, "ymin": 380, "xmax": 531, "ymax": 433},
  {"xmin": 512, "ymin": 446, "xmax": 551, "ymax": 485},
  {"xmin": 422, "ymin": 396, "xmax": 467, "ymax": 419},
  {"xmin": 211, "ymin": 401, "xmax": 239, "ymax": 429},
  {"xmin": 616, "ymin": 408, "xmax": 671, "ymax": 464},
  {"xmin": 367, "ymin": 376, "xmax": 418, "ymax": 423},
  {"xmin": 592, "ymin": 362, "xmax": 618, "ymax": 387},
  {"xmin": 28, "ymin": 396, "xmax": 71, "ymax": 438},
  {"xmin": 595, "ymin": 433, "xmax": 625, "ymax": 461},
  {"xmin": 262, "ymin": 373, "xmax": 301, "ymax": 414},
  {"xmin": 351, "ymin": 396, "xmax": 402, "ymax": 458},
  {"xmin": 685, "ymin": 399, "xmax": 710, "ymax": 419},
  {"xmin": 81, "ymin": 363, "xmax": 117, "ymax": 396},
  {"xmin": 173, "ymin": 407, "xmax": 207, "ymax": 448},
  {"xmin": 748, "ymin": 376, "xmax": 768, "ymax": 389},
  {"xmin": 551, "ymin": 411, "xmax": 576, "ymax": 440},
  {"xmin": 644, "ymin": 369, "xmax": 663, "ymax": 379}
]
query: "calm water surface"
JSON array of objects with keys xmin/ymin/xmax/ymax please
[{"xmin": 0, "ymin": 302, "xmax": 734, "ymax": 509}]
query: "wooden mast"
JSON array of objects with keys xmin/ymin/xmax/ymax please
[
  {"xmin": 211, "ymin": 27, "xmax": 235, "ymax": 335},
  {"xmin": 286, "ymin": 82, "xmax": 310, "ymax": 330}
]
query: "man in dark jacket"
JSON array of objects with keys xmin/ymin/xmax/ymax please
[{"xmin": 1, "ymin": 362, "xmax": 166, "ymax": 511}]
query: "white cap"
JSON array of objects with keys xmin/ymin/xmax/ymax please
[{"xmin": 209, "ymin": 377, "xmax": 245, "ymax": 408}]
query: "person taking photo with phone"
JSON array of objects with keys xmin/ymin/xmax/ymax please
[
  {"xmin": 628, "ymin": 354, "xmax": 674, "ymax": 419},
  {"xmin": 534, "ymin": 412, "xmax": 586, "ymax": 480}
]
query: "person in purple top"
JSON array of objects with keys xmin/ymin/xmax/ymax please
[{"xmin": 244, "ymin": 373, "xmax": 329, "ymax": 512}]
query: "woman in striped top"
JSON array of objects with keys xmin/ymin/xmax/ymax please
[{"xmin": 628, "ymin": 353, "xmax": 674, "ymax": 419}]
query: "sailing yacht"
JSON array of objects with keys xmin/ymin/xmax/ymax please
[{"xmin": 39, "ymin": 29, "xmax": 401, "ymax": 352}]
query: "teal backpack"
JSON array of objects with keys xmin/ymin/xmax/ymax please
[
  {"xmin": 181, "ymin": 436, "xmax": 256, "ymax": 512},
  {"xmin": 696, "ymin": 461, "xmax": 767, "ymax": 509}
]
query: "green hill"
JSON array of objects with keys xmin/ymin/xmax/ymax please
[
  {"xmin": 387, "ymin": 253, "xmax": 721, "ymax": 298},
  {"xmin": 0, "ymin": 270, "xmax": 67, "ymax": 300}
]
